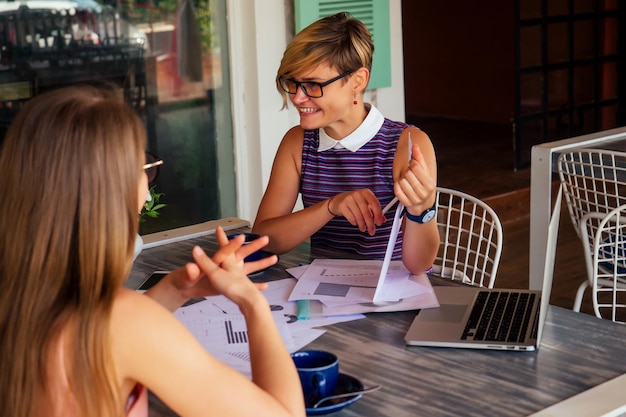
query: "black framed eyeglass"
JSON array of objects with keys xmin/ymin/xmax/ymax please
[
  {"xmin": 279, "ymin": 71, "xmax": 352, "ymax": 98},
  {"xmin": 143, "ymin": 151, "xmax": 163, "ymax": 183}
]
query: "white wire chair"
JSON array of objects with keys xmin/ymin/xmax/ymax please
[
  {"xmin": 432, "ymin": 187, "xmax": 503, "ymax": 288},
  {"xmin": 557, "ymin": 149, "xmax": 626, "ymax": 312},
  {"xmin": 583, "ymin": 204, "xmax": 626, "ymax": 323}
]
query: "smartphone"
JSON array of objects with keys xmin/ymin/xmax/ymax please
[
  {"xmin": 136, "ymin": 271, "xmax": 170, "ymax": 293},
  {"xmin": 136, "ymin": 271, "xmax": 204, "ymax": 307}
]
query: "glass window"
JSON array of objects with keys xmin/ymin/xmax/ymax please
[{"xmin": 0, "ymin": 0, "xmax": 235, "ymax": 234}]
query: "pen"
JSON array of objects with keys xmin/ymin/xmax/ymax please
[
  {"xmin": 382, "ymin": 197, "xmax": 398, "ymax": 216},
  {"xmin": 383, "ymin": 133, "xmax": 414, "ymax": 216}
]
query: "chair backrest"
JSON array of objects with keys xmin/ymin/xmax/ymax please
[
  {"xmin": 558, "ymin": 149, "xmax": 626, "ymax": 293},
  {"xmin": 557, "ymin": 149, "xmax": 626, "ymax": 239},
  {"xmin": 588, "ymin": 204, "xmax": 626, "ymax": 323},
  {"xmin": 432, "ymin": 187, "xmax": 503, "ymax": 288}
]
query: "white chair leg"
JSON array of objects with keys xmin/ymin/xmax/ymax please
[{"xmin": 573, "ymin": 281, "xmax": 589, "ymax": 312}]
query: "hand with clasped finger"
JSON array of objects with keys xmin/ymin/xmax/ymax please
[
  {"xmin": 393, "ymin": 143, "xmax": 437, "ymax": 216},
  {"xmin": 144, "ymin": 227, "xmax": 278, "ymax": 311},
  {"xmin": 326, "ymin": 189, "xmax": 386, "ymax": 236}
]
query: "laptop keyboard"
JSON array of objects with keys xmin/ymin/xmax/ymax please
[{"xmin": 461, "ymin": 291, "xmax": 537, "ymax": 343}]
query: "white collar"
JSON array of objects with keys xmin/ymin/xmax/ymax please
[{"xmin": 317, "ymin": 104, "xmax": 384, "ymax": 152}]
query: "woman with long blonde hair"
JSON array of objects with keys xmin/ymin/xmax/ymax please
[{"xmin": 0, "ymin": 85, "xmax": 304, "ymax": 417}]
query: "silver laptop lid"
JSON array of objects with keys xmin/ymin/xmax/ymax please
[
  {"xmin": 404, "ymin": 185, "xmax": 562, "ymax": 350},
  {"xmin": 536, "ymin": 184, "xmax": 562, "ymax": 344}
]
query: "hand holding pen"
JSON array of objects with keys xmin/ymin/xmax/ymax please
[
  {"xmin": 393, "ymin": 133, "xmax": 437, "ymax": 215},
  {"xmin": 381, "ymin": 132, "xmax": 413, "ymax": 217},
  {"xmin": 382, "ymin": 197, "xmax": 399, "ymax": 216}
]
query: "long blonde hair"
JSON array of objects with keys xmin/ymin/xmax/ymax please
[{"xmin": 0, "ymin": 85, "xmax": 146, "ymax": 416}]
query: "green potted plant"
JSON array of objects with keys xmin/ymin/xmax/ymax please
[
  {"xmin": 140, "ymin": 186, "xmax": 167, "ymax": 223},
  {"xmin": 134, "ymin": 187, "xmax": 167, "ymax": 260}
]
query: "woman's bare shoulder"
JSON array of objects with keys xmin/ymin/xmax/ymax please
[
  {"xmin": 406, "ymin": 125, "xmax": 432, "ymax": 143},
  {"xmin": 110, "ymin": 289, "xmax": 208, "ymax": 371},
  {"xmin": 111, "ymin": 288, "xmax": 176, "ymax": 334},
  {"xmin": 279, "ymin": 125, "xmax": 305, "ymax": 150}
]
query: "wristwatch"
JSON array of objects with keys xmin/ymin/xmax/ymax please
[{"xmin": 403, "ymin": 203, "xmax": 437, "ymax": 224}]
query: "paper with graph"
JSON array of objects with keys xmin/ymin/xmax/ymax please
[
  {"xmin": 287, "ymin": 257, "xmax": 428, "ymax": 305},
  {"xmin": 173, "ymin": 279, "xmax": 364, "ymax": 378}
]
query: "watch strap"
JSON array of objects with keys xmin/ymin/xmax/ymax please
[{"xmin": 403, "ymin": 203, "xmax": 437, "ymax": 224}]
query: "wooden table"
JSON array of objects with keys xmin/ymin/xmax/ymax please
[{"xmin": 129, "ymin": 226, "xmax": 626, "ymax": 417}]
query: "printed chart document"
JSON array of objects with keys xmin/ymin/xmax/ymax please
[
  {"xmin": 288, "ymin": 258, "xmax": 423, "ymax": 305},
  {"xmin": 287, "ymin": 264, "xmax": 439, "ymax": 315},
  {"xmin": 175, "ymin": 306, "xmax": 286, "ymax": 376},
  {"xmin": 173, "ymin": 279, "xmax": 364, "ymax": 378},
  {"xmin": 289, "ymin": 203, "xmax": 416, "ymax": 305}
]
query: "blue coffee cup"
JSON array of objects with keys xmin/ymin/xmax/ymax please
[
  {"xmin": 291, "ymin": 350, "xmax": 339, "ymax": 408},
  {"xmin": 227, "ymin": 232, "xmax": 263, "ymax": 262}
]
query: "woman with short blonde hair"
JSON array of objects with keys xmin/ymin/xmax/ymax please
[{"xmin": 254, "ymin": 12, "xmax": 439, "ymax": 275}]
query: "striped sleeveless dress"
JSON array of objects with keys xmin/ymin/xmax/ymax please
[{"xmin": 300, "ymin": 118, "xmax": 409, "ymax": 260}]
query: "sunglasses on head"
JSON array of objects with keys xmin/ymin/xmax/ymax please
[{"xmin": 143, "ymin": 152, "xmax": 163, "ymax": 183}]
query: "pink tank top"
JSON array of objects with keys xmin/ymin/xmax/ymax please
[{"xmin": 125, "ymin": 383, "xmax": 149, "ymax": 417}]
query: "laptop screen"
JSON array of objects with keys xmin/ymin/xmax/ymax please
[{"xmin": 536, "ymin": 185, "xmax": 563, "ymax": 344}]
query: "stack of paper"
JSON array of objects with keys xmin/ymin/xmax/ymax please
[
  {"xmin": 285, "ymin": 203, "xmax": 439, "ymax": 317},
  {"xmin": 173, "ymin": 278, "xmax": 364, "ymax": 378},
  {"xmin": 286, "ymin": 259, "xmax": 439, "ymax": 316}
]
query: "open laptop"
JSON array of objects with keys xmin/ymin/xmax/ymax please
[{"xmin": 404, "ymin": 186, "xmax": 563, "ymax": 351}]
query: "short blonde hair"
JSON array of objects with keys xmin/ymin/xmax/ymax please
[{"xmin": 276, "ymin": 12, "xmax": 374, "ymax": 108}]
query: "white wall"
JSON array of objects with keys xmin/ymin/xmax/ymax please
[{"xmin": 228, "ymin": 0, "xmax": 406, "ymax": 221}]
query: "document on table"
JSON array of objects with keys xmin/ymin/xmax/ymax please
[
  {"xmin": 173, "ymin": 278, "xmax": 364, "ymax": 378},
  {"xmin": 288, "ymin": 200, "xmax": 419, "ymax": 305},
  {"xmin": 175, "ymin": 306, "xmax": 288, "ymax": 377},
  {"xmin": 287, "ymin": 264, "xmax": 439, "ymax": 315},
  {"xmin": 287, "ymin": 258, "xmax": 423, "ymax": 305},
  {"xmin": 317, "ymin": 273, "xmax": 438, "ymax": 315}
]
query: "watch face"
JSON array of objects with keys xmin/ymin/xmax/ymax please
[{"xmin": 421, "ymin": 209, "xmax": 436, "ymax": 223}]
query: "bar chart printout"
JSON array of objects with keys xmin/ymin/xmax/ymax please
[
  {"xmin": 174, "ymin": 299, "xmax": 295, "ymax": 377},
  {"xmin": 173, "ymin": 279, "xmax": 365, "ymax": 377},
  {"xmin": 288, "ymin": 258, "xmax": 413, "ymax": 304},
  {"xmin": 225, "ymin": 318, "xmax": 248, "ymax": 344},
  {"xmin": 175, "ymin": 311, "xmax": 254, "ymax": 348}
]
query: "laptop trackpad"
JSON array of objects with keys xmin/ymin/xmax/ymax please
[{"xmin": 419, "ymin": 304, "xmax": 468, "ymax": 323}]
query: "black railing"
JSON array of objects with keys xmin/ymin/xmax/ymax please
[{"xmin": 513, "ymin": 0, "xmax": 625, "ymax": 170}]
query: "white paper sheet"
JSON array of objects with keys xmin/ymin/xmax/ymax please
[
  {"xmin": 287, "ymin": 257, "xmax": 417, "ymax": 304},
  {"xmin": 318, "ymin": 274, "xmax": 439, "ymax": 315},
  {"xmin": 173, "ymin": 279, "xmax": 364, "ymax": 378},
  {"xmin": 286, "ymin": 270, "xmax": 439, "ymax": 316},
  {"xmin": 288, "ymin": 185, "xmax": 412, "ymax": 305},
  {"xmin": 373, "ymin": 201, "xmax": 405, "ymax": 302}
]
